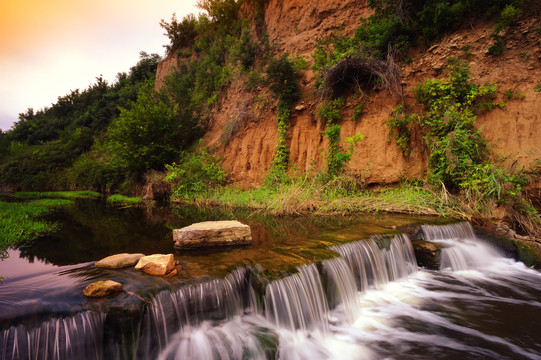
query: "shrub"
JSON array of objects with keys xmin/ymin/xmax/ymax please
[
  {"xmin": 234, "ymin": 28, "xmax": 259, "ymax": 70},
  {"xmin": 160, "ymin": 13, "xmax": 199, "ymax": 55},
  {"xmin": 165, "ymin": 146, "xmax": 226, "ymax": 200},
  {"xmin": 265, "ymin": 54, "xmax": 300, "ymax": 104}
]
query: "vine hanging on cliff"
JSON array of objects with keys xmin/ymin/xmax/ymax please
[{"xmin": 264, "ymin": 54, "xmax": 300, "ymax": 184}]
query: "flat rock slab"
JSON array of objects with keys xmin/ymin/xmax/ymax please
[
  {"xmin": 96, "ymin": 253, "xmax": 145, "ymax": 268},
  {"xmin": 173, "ymin": 220, "xmax": 252, "ymax": 249},
  {"xmin": 135, "ymin": 254, "xmax": 175, "ymax": 276},
  {"xmin": 83, "ymin": 280, "xmax": 122, "ymax": 298}
]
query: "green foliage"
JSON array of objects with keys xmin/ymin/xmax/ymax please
[
  {"xmin": 265, "ymin": 54, "xmax": 300, "ymax": 104},
  {"xmin": 390, "ymin": 57, "xmax": 537, "ymax": 220},
  {"xmin": 64, "ymin": 139, "xmax": 126, "ymax": 192},
  {"xmin": 312, "ymin": 0, "xmax": 526, "ymax": 84},
  {"xmin": 352, "ymin": 103, "xmax": 365, "ymax": 123},
  {"xmin": 234, "ymin": 28, "xmax": 259, "ymax": 70},
  {"xmin": 319, "ymin": 98, "xmax": 363, "ymax": 178},
  {"xmin": 108, "ymin": 79, "xmax": 185, "ymax": 177},
  {"xmin": 354, "ymin": 6, "xmax": 411, "ymax": 59},
  {"xmin": 197, "ymin": 0, "xmax": 243, "ymax": 28},
  {"xmin": 266, "ymin": 102, "xmax": 292, "ymax": 185},
  {"xmin": 411, "ymin": 58, "xmax": 498, "ymax": 187},
  {"xmin": 418, "ymin": 1, "xmax": 458, "ymax": 41},
  {"xmin": 0, "ymin": 52, "xmax": 160, "ymax": 190},
  {"xmin": 265, "ymin": 55, "xmax": 301, "ymax": 183},
  {"xmin": 0, "ymin": 199, "xmax": 72, "ymax": 254},
  {"xmin": 160, "ymin": 13, "xmax": 199, "ymax": 55},
  {"xmin": 488, "ymin": 4, "xmax": 522, "ymax": 55},
  {"xmin": 387, "ymin": 105, "xmax": 416, "ymax": 156},
  {"xmin": 503, "ymin": 89, "xmax": 526, "ymax": 100},
  {"xmin": 318, "ymin": 98, "xmax": 345, "ymax": 123},
  {"xmin": 165, "ymin": 146, "xmax": 226, "ymax": 200},
  {"xmin": 14, "ymin": 191, "xmax": 100, "ymax": 199},
  {"xmin": 535, "ymin": 82, "xmax": 541, "ymax": 92},
  {"xmin": 107, "ymin": 194, "xmax": 144, "ymax": 205}
]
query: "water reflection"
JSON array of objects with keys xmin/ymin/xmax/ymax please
[{"xmin": 0, "ymin": 199, "xmax": 446, "ymax": 327}]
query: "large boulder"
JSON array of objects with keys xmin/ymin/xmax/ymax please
[
  {"xmin": 83, "ymin": 280, "xmax": 122, "ymax": 298},
  {"xmin": 173, "ymin": 220, "xmax": 252, "ymax": 249},
  {"xmin": 96, "ymin": 253, "xmax": 145, "ymax": 269},
  {"xmin": 135, "ymin": 254, "xmax": 175, "ymax": 275}
]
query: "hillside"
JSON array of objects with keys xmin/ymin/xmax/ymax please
[{"xmin": 156, "ymin": 0, "xmax": 540, "ymax": 187}]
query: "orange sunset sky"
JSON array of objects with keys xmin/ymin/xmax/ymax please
[{"xmin": 0, "ymin": 0, "xmax": 199, "ymax": 131}]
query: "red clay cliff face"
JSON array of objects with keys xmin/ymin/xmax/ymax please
[{"xmin": 156, "ymin": 0, "xmax": 541, "ymax": 186}]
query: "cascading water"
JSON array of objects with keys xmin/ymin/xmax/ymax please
[
  {"xmin": 0, "ymin": 311, "xmax": 106, "ymax": 360},
  {"xmin": 2, "ymin": 222, "xmax": 541, "ymax": 359},
  {"xmin": 422, "ymin": 222, "xmax": 504, "ymax": 271}
]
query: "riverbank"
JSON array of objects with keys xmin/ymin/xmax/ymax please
[{"xmin": 0, "ymin": 199, "xmax": 73, "ymax": 256}]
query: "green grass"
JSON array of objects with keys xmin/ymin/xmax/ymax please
[
  {"xmin": 107, "ymin": 194, "xmax": 144, "ymax": 205},
  {"xmin": 14, "ymin": 191, "xmax": 101, "ymax": 200},
  {"xmin": 192, "ymin": 176, "xmax": 465, "ymax": 218},
  {"xmin": 0, "ymin": 199, "xmax": 73, "ymax": 255}
]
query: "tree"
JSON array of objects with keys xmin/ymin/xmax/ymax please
[{"xmin": 108, "ymin": 79, "xmax": 182, "ymax": 177}]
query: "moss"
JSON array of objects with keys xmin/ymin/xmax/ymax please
[{"xmin": 513, "ymin": 240, "xmax": 541, "ymax": 268}]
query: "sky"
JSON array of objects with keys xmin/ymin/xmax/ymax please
[{"xmin": 0, "ymin": 0, "xmax": 199, "ymax": 131}]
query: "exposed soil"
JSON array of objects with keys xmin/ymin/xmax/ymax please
[{"xmin": 156, "ymin": 0, "xmax": 541, "ymax": 186}]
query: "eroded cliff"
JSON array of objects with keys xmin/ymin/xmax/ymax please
[{"xmin": 156, "ymin": 0, "xmax": 541, "ymax": 187}]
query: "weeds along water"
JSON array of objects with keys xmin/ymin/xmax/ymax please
[
  {"xmin": 0, "ymin": 198, "xmax": 73, "ymax": 254},
  {"xmin": 197, "ymin": 179, "xmax": 466, "ymax": 218}
]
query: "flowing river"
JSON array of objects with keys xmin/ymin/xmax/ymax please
[{"xmin": 1, "ymin": 200, "xmax": 540, "ymax": 359}]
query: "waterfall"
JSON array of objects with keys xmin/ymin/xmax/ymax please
[
  {"xmin": 322, "ymin": 257, "xmax": 360, "ymax": 324},
  {"xmin": 265, "ymin": 264, "xmax": 329, "ymax": 333},
  {"xmin": 0, "ymin": 311, "xmax": 106, "ymax": 360},
  {"xmin": 421, "ymin": 222, "xmax": 503, "ymax": 271},
  {"xmin": 0, "ymin": 233, "xmax": 419, "ymax": 359},
  {"xmin": 139, "ymin": 267, "xmax": 252, "ymax": 358},
  {"xmin": 329, "ymin": 234, "xmax": 418, "ymax": 291}
]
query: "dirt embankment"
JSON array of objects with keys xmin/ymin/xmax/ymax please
[{"xmin": 156, "ymin": 0, "xmax": 541, "ymax": 187}]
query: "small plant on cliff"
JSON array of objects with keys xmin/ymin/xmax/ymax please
[
  {"xmin": 387, "ymin": 105, "xmax": 416, "ymax": 157},
  {"xmin": 319, "ymin": 98, "xmax": 363, "ymax": 178},
  {"xmin": 488, "ymin": 4, "xmax": 522, "ymax": 55}
]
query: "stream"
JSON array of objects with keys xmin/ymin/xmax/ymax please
[{"xmin": 0, "ymin": 199, "xmax": 540, "ymax": 359}]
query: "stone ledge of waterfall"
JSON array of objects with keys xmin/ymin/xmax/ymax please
[
  {"xmin": 411, "ymin": 240, "xmax": 444, "ymax": 270},
  {"xmin": 95, "ymin": 253, "xmax": 145, "ymax": 269},
  {"xmin": 135, "ymin": 254, "xmax": 176, "ymax": 276},
  {"xmin": 83, "ymin": 280, "xmax": 123, "ymax": 298},
  {"xmin": 173, "ymin": 220, "xmax": 252, "ymax": 250},
  {"xmin": 395, "ymin": 224, "xmax": 423, "ymax": 241}
]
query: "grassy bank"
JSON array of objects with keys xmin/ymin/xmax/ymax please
[
  {"xmin": 107, "ymin": 194, "xmax": 144, "ymax": 205},
  {"xmin": 177, "ymin": 176, "xmax": 466, "ymax": 219},
  {"xmin": 0, "ymin": 199, "xmax": 72, "ymax": 256},
  {"xmin": 14, "ymin": 191, "xmax": 101, "ymax": 200}
]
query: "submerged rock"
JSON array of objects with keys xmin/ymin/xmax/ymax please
[
  {"xmin": 135, "ymin": 254, "xmax": 175, "ymax": 275},
  {"xmin": 96, "ymin": 253, "xmax": 145, "ymax": 269},
  {"xmin": 411, "ymin": 240, "xmax": 444, "ymax": 270},
  {"xmin": 83, "ymin": 280, "xmax": 122, "ymax": 298},
  {"xmin": 173, "ymin": 220, "xmax": 252, "ymax": 250}
]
